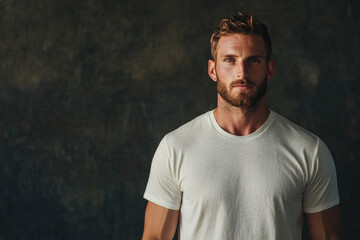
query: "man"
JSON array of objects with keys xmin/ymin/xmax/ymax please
[{"xmin": 142, "ymin": 12, "xmax": 341, "ymax": 240}]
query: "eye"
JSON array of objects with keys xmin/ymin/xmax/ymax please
[
  {"xmin": 248, "ymin": 58, "xmax": 260, "ymax": 64},
  {"xmin": 224, "ymin": 57, "xmax": 235, "ymax": 63}
]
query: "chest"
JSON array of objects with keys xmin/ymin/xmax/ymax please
[{"xmin": 178, "ymin": 142, "xmax": 305, "ymax": 206}]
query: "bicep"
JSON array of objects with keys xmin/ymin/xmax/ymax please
[
  {"xmin": 305, "ymin": 204, "xmax": 342, "ymax": 240},
  {"xmin": 142, "ymin": 201, "xmax": 179, "ymax": 240}
]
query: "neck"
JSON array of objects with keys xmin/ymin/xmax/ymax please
[{"xmin": 214, "ymin": 96, "xmax": 269, "ymax": 136}]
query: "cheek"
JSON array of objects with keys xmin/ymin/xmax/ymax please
[
  {"xmin": 216, "ymin": 64, "xmax": 235, "ymax": 77},
  {"xmin": 248, "ymin": 66, "xmax": 267, "ymax": 77}
]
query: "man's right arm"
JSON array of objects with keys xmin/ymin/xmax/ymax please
[{"xmin": 142, "ymin": 201, "xmax": 179, "ymax": 240}]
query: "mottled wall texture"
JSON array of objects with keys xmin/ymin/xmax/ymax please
[{"xmin": 0, "ymin": 0, "xmax": 358, "ymax": 239}]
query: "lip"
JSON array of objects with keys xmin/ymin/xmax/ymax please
[{"xmin": 232, "ymin": 85, "xmax": 253, "ymax": 89}]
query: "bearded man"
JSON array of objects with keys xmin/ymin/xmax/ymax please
[{"xmin": 142, "ymin": 12, "xmax": 341, "ymax": 240}]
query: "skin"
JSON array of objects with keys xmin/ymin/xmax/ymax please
[
  {"xmin": 142, "ymin": 202, "xmax": 179, "ymax": 240},
  {"xmin": 208, "ymin": 33, "xmax": 274, "ymax": 136},
  {"xmin": 305, "ymin": 205, "xmax": 342, "ymax": 239},
  {"xmin": 142, "ymin": 33, "xmax": 341, "ymax": 240}
]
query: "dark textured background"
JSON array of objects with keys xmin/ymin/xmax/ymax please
[{"xmin": 0, "ymin": 0, "xmax": 359, "ymax": 239}]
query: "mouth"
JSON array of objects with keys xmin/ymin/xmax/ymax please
[
  {"xmin": 232, "ymin": 84, "xmax": 253, "ymax": 90},
  {"xmin": 231, "ymin": 79, "xmax": 255, "ymax": 89}
]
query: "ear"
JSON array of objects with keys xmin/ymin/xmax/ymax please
[
  {"xmin": 266, "ymin": 60, "xmax": 275, "ymax": 81},
  {"xmin": 208, "ymin": 59, "xmax": 217, "ymax": 82}
]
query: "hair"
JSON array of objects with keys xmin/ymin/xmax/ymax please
[{"xmin": 210, "ymin": 12, "xmax": 272, "ymax": 62}]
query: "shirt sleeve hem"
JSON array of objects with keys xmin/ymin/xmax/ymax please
[
  {"xmin": 143, "ymin": 193, "xmax": 181, "ymax": 210},
  {"xmin": 303, "ymin": 198, "xmax": 340, "ymax": 213}
]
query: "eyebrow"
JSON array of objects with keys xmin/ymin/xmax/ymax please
[
  {"xmin": 220, "ymin": 54, "xmax": 238, "ymax": 58},
  {"xmin": 220, "ymin": 54, "xmax": 266, "ymax": 59},
  {"xmin": 247, "ymin": 55, "xmax": 266, "ymax": 59}
]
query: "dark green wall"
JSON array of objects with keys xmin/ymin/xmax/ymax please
[{"xmin": 0, "ymin": 0, "xmax": 359, "ymax": 239}]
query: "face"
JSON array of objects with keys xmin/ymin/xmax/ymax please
[{"xmin": 208, "ymin": 34, "xmax": 275, "ymax": 109}]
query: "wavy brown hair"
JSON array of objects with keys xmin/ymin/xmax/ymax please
[{"xmin": 210, "ymin": 12, "xmax": 272, "ymax": 62}]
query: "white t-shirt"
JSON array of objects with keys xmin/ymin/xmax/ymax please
[{"xmin": 144, "ymin": 110, "xmax": 339, "ymax": 240}]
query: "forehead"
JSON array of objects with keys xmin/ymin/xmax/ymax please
[{"xmin": 216, "ymin": 34, "xmax": 266, "ymax": 57}]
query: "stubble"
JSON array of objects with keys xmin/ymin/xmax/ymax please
[{"xmin": 216, "ymin": 75, "xmax": 268, "ymax": 109}]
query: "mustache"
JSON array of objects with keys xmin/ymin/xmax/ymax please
[{"xmin": 231, "ymin": 79, "xmax": 256, "ymax": 87}]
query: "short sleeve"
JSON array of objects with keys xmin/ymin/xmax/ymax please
[
  {"xmin": 302, "ymin": 140, "xmax": 340, "ymax": 213},
  {"xmin": 143, "ymin": 136, "xmax": 182, "ymax": 210}
]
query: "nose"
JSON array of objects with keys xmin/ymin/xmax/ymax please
[{"xmin": 235, "ymin": 61, "xmax": 246, "ymax": 79}]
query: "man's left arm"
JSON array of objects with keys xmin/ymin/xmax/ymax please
[{"xmin": 305, "ymin": 204, "xmax": 342, "ymax": 240}]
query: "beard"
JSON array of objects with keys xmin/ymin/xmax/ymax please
[{"xmin": 217, "ymin": 74, "xmax": 268, "ymax": 109}]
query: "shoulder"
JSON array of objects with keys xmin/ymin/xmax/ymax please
[
  {"xmin": 270, "ymin": 111, "xmax": 323, "ymax": 150},
  {"xmin": 164, "ymin": 110, "xmax": 212, "ymax": 148},
  {"xmin": 269, "ymin": 112, "xmax": 335, "ymax": 181}
]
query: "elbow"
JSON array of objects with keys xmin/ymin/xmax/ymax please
[
  {"xmin": 142, "ymin": 236, "xmax": 167, "ymax": 240},
  {"xmin": 142, "ymin": 231, "xmax": 172, "ymax": 240}
]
